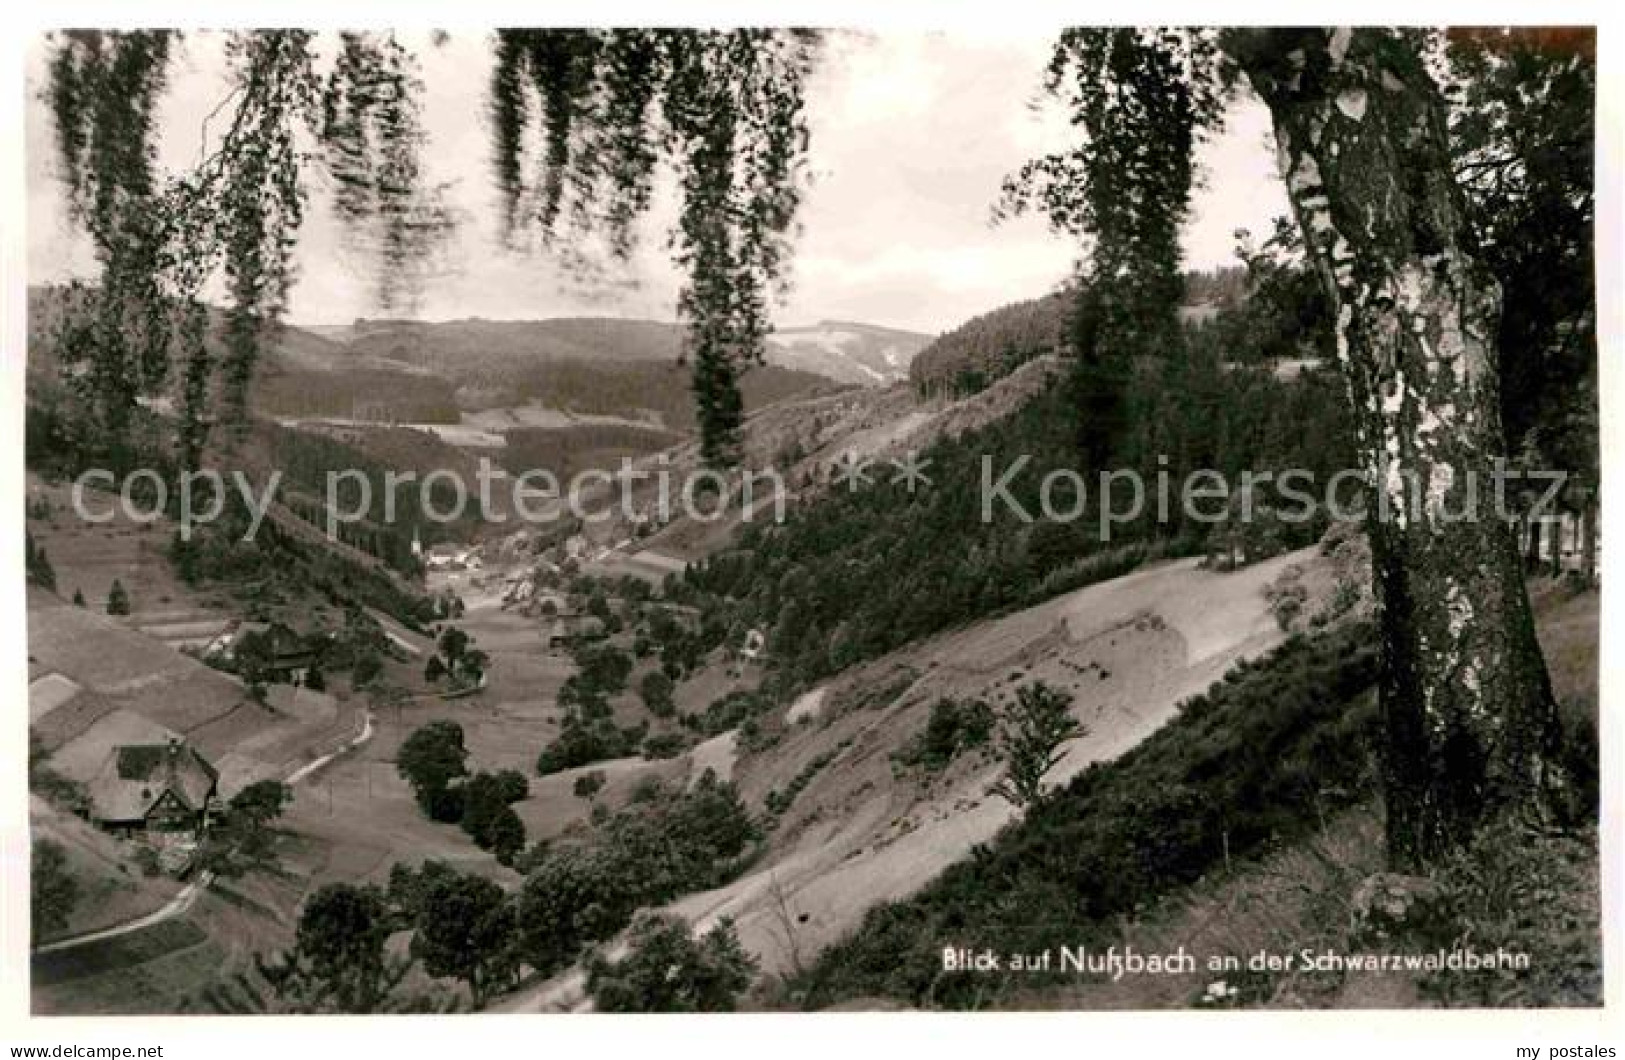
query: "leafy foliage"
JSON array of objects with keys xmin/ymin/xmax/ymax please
[
  {"xmin": 1000, "ymin": 29, "xmax": 1227, "ymax": 472},
  {"xmin": 393, "ymin": 725, "xmax": 527, "ymax": 861},
  {"xmin": 894, "ymin": 697, "xmax": 995, "ymax": 775},
  {"xmin": 44, "ymin": 31, "xmax": 177, "ymax": 449},
  {"xmin": 43, "ymin": 30, "xmax": 451, "ymax": 464},
  {"xmin": 459, "ymin": 771, "xmax": 528, "ymax": 865},
  {"xmin": 395, "ymin": 720, "xmax": 468, "ymax": 820},
  {"xmin": 31, "ymin": 839, "xmax": 79, "ymax": 941},
  {"xmin": 423, "ymin": 625, "xmax": 487, "ymax": 691},
  {"xmin": 488, "ymin": 30, "xmax": 819, "ymax": 465},
  {"xmin": 536, "ymin": 714, "xmax": 643, "ymax": 776},
  {"xmin": 198, "ymin": 780, "xmax": 293, "ymax": 877},
  {"xmin": 586, "ymin": 913, "xmax": 756, "ymax": 1012},
  {"xmin": 516, "ymin": 771, "xmax": 757, "ymax": 976},
  {"xmin": 233, "ymin": 779, "xmax": 293, "ymax": 826},
  {"xmin": 988, "ymin": 682, "xmax": 1085, "ymax": 807},
  {"xmin": 407, "ymin": 869, "xmax": 519, "ymax": 1006},
  {"xmin": 1443, "ymin": 29, "xmax": 1597, "ymax": 491},
  {"xmin": 638, "ymin": 669, "xmax": 676, "ymax": 717},
  {"xmin": 263, "ymin": 883, "xmax": 403, "ymax": 1013}
]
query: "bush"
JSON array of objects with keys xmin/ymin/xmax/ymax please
[
  {"xmin": 586, "ymin": 914, "xmax": 756, "ymax": 1012},
  {"xmin": 642, "ymin": 730, "xmax": 692, "ymax": 759},
  {"xmin": 894, "ymin": 698, "xmax": 993, "ymax": 774},
  {"xmin": 1263, "ymin": 564, "xmax": 1310, "ymax": 631},
  {"xmin": 536, "ymin": 715, "xmax": 642, "ymax": 776},
  {"xmin": 572, "ymin": 771, "xmax": 606, "ymax": 799},
  {"xmin": 1425, "ymin": 820, "xmax": 1601, "ymax": 1006},
  {"xmin": 688, "ymin": 690, "xmax": 765, "ymax": 737},
  {"xmin": 639, "ymin": 671, "xmax": 676, "ymax": 718}
]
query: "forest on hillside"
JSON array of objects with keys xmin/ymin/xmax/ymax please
[{"xmin": 681, "ymin": 346, "xmax": 1357, "ymax": 691}]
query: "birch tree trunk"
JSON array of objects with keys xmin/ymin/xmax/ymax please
[{"xmin": 1224, "ymin": 28, "xmax": 1572, "ymax": 869}]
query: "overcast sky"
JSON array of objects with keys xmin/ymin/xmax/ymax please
[{"xmin": 26, "ymin": 30, "xmax": 1289, "ymax": 336}]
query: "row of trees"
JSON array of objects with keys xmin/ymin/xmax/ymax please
[
  {"xmin": 266, "ymin": 770, "xmax": 758, "ymax": 1010},
  {"xmin": 395, "ymin": 720, "xmax": 528, "ymax": 863},
  {"xmin": 271, "ymin": 870, "xmax": 755, "ymax": 1013}
]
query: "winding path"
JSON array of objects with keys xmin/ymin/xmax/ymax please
[{"xmin": 33, "ymin": 706, "xmax": 376, "ymax": 956}]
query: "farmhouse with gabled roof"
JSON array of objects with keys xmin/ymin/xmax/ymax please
[{"xmin": 87, "ymin": 737, "xmax": 219, "ymax": 839}]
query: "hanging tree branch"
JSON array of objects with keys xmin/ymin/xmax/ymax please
[
  {"xmin": 998, "ymin": 28, "xmax": 1226, "ymax": 472},
  {"xmin": 487, "ymin": 28, "xmax": 820, "ymax": 467},
  {"xmin": 43, "ymin": 29, "xmax": 455, "ymax": 469}
]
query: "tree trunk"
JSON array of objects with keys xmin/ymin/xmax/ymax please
[
  {"xmin": 1225, "ymin": 28, "xmax": 1571, "ymax": 869},
  {"xmin": 1526, "ymin": 514, "xmax": 1545, "ymax": 572},
  {"xmin": 1581, "ymin": 491, "xmax": 1598, "ymax": 585}
]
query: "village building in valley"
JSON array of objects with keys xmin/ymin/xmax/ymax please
[{"xmin": 87, "ymin": 736, "xmax": 219, "ymax": 840}]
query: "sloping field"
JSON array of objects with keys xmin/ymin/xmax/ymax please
[
  {"xmin": 503, "ymin": 548, "xmax": 1320, "ymax": 1010},
  {"xmin": 25, "ymin": 478, "xmax": 226, "ymax": 634},
  {"xmin": 130, "ymin": 607, "xmax": 233, "ymax": 652},
  {"xmin": 514, "ymin": 755, "xmax": 690, "ymax": 843},
  {"xmin": 29, "ymin": 592, "xmax": 361, "ymax": 789},
  {"xmin": 46, "ymin": 708, "xmax": 181, "ymax": 785},
  {"xmin": 29, "ymin": 596, "xmax": 250, "ymax": 737},
  {"xmin": 671, "ymin": 556, "xmax": 1299, "ymax": 973},
  {"xmin": 29, "ymin": 684, "xmax": 119, "ymax": 754},
  {"xmin": 584, "ymin": 547, "xmax": 689, "ymax": 584}
]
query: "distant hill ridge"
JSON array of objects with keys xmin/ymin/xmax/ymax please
[
  {"xmin": 26, "ymin": 287, "xmax": 844, "ymax": 428},
  {"xmin": 300, "ymin": 315, "xmax": 932, "ymax": 388}
]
